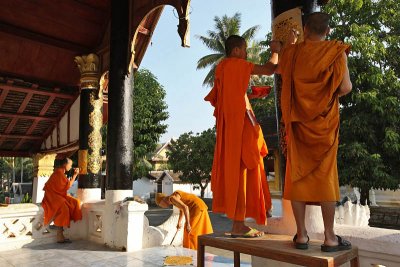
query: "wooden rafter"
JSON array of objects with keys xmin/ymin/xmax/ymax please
[
  {"xmin": 13, "ymin": 94, "xmax": 56, "ymax": 150},
  {"xmin": 0, "ymin": 84, "xmax": 75, "ymax": 99},
  {"xmin": 1, "ymin": 134, "xmax": 42, "ymax": 140},
  {"xmin": 0, "ymin": 89, "xmax": 8, "ymax": 106},
  {"xmin": 0, "ymin": 112, "xmax": 57, "ymax": 121}
]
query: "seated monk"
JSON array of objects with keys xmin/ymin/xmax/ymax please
[
  {"xmin": 42, "ymin": 158, "xmax": 82, "ymax": 243},
  {"xmin": 276, "ymin": 12, "xmax": 352, "ymax": 252},
  {"xmin": 156, "ymin": 191, "xmax": 213, "ymax": 250}
]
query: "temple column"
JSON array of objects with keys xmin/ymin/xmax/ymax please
[
  {"xmin": 32, "ymin": 153, "xmax": 56, "ymax": 203},
  {"xmin": 75, "ymin": 54, "xmax": 103, "ymax": 203},
  {"xmin": 103, "ymin": 0, "xmax": 148, "ymax": 252}
]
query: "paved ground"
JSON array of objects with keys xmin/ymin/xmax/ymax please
[
  {"xmin": 145, "ymin": 208, "xmax": 251, "ymax": 263},
  {"xmin": 0, "ymin": 240, "xmax": 251, "ymax": 267}
]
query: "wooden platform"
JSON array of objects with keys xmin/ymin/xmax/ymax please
[{"xmin": 198, "ymin": 233, "xmax": 359, "ymax": 267}]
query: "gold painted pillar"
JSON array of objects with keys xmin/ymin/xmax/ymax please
[
  {"xmin": 32, "ymin": 153, "xmax": 56, "ymax": 203},
  {"xmin": 75, "ymin": 54, "xmax": 103, "ymax": 192}
]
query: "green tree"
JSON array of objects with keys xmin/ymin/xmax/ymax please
[
  {"xmin": 167, "ymin": 128, "xmax": 215, "ymax": 198},
  {"xmin": 324, "ymin": 0, "xmax": 400, "ymax": 204},
  {"xmin": 197, "ymin": 13, "xmax": 260, "ymax": 86},
  {"xmin": 102, "ymin": 69, "xmax": 169, "ymax": 180}
]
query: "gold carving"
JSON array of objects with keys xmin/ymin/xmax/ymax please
[
  {"xmin": 75, "ymin": 54, "xmax": 100, "ymax": 90},
  {"xmin": 78, "ymin": 150, "xmax": 88, "ymax": 175},
  {"xmin": 33, "ymin": 153, "xmax": 56, "ymax": 178},
  {"xmin": 88, "ymin": 89, "xmax": 103, "ymax": 174}
]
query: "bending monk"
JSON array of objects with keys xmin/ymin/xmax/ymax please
[
  {"xmin": 205, "ymin": 35, "xmax": 281, "ymax": 237},
  {"xmin": 156, "ymin": 191, "xmax": 213, "ymax": 250},
  {"xmin": 42, "ymin": 158, "xmax": 82, "ymax": 243},
  {"xmin": 276, "ymin": 12, "xmax": 352, "ymax": 252}
]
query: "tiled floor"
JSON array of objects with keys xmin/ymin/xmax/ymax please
[{"xmin": 0, "ymin": 240, "xmax": 251, "ymax": 267}]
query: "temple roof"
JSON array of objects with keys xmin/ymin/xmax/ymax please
[{"xmin": 0, "ymin": 0, "xmax": 164, "ymax": 156}]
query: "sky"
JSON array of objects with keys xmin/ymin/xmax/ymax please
[{"xmin": 140, "ymin": 0, "xmax": 273, "ymax": 143}]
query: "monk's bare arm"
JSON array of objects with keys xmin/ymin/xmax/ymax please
[
  {"xmin": 252, "ymin": 41, "xmax": 281, "ymax": 76},
  {"xmin": 338, "ymin": 52, "xmax": 352, "ymax": 97},
  {"xmin": 252, "ymin": 53, "xmax": 278, "ymax": 76},
  {"xmin": 170, "ymin": 195, "xmax": 190, "ymax": 227},
  {"xmin": 69, "ymin": 168, "xmax": 79, "ymax": 188}
]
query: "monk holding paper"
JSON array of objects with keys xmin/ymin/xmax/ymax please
[
  {"xmin": 205, "ymin": 35, "xmax": 281, "ymax": 237},
  {"xmin": 277, "ymin": 12, "xmax": 352, "ymax": 252},
  {"xmin": 42, "ymin": 158, "xmax": 82, "ymax": 243}
]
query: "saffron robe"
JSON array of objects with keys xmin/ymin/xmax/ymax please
[
  {"xmin": 42, "ymin": 168, "xmax": 82, "ymax": 227},
  {"xmin": 205, "ymin": 58, "xmax": 272, "ymax": 225},
  {"xmin": 172, "ymin": 191, "xmax": 213, "ymax": 250},
  {"xmin": 279, "ymin": 40, "xmax": 350, "ymax": 202}
]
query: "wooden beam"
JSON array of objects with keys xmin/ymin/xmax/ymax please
[
  {"xmin": 40, "ymin": 95, "xmax": 56, "ymax": 116},
  {"xmin": 0, "ymin": 21, "xmax": 91, "ymax": 53},
  {"xmin": 0, "ymin": 151, "xmax": 32, "ymax": 157},
  {"xmin": 0, "ymin": 89, "xmax": 8, "ymax": 106},
  {"xmin": 67, "ymin": 110, "xmax": 70, "ymax": 143},
  {"xmin": 0, "ymin": 112, "xmax": 57, "ymax": 121},
  {"xmin": 1, "ymin": 134, "xmax": 42, "ymax": 140},
  {"xmin": 0, "ymin": 84, "xmax": 75, "ymax": 99}
]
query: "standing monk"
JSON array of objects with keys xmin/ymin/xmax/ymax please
[
  {"xmin": 205, "ymin": 35, "xmax": 281, "ymax": 237},
  {"xmin": 42, "ymin": 158, "xmax": 82, "ymax": 243},
  {"xmin": 277, "ymin": 12, "xmax": 352, "ymax": 252}
]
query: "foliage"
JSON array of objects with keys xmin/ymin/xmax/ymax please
[
  {"xmin": 196, "ymin": 13, "xmax": 260, "ymax": 87},
  {"xmin": 323, "ymin": 0, "xmax": 400, "ymax": 204},
  {"xmin": 21, "ymin": 193, "xmax": 32, "ymax": 203},
  {"xmin": 167, "ymin": 128, "xmax": 216, "ymax": 198},
  {"xmin": 102, "ymin": 69, "xmax": 169, "ymax": 180}
]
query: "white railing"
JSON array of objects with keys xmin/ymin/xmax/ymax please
[{"xmin": 0, "ymin": 204, "xmax": 56, "ymax": 251}]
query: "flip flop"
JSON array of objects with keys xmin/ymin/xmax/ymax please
[
  {"xmin": 231, "ymin": 228, "xmax": 264, "ymax": 238},
  {"xmin": 321, "ymin": 235, "xmax": 352, "ymax": 252},
  {"xmin": 57, "ymin": 239, "xmax": 72, "ymax": 244},
  {"xmin": 293, "ymin": 234, "xmax": 309, "ymax": 250}
]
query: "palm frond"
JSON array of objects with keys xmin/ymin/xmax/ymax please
[
  {"xmin": 196, "ymin": 35, "xmax": 222, "ymax": 52},
  {"xmin": 241, "ymin": 25, "xmax": 261, "ymax": 42},
  {"xmin": 196, "ymin": 53, "xmax": 224, "ymax": 70}
]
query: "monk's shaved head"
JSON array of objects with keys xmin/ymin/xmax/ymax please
[
  {"xmin": 304, "ymin": 12, "xmax": 331, "ymax": 36},
  {"xmin": 225, "ymin": 35, "xmax": 246, "ymax": 56}
]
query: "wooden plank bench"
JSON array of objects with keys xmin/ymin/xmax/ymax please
[{"xmin": 198, "ymin": 233, "xmax": 359, "ymax": 267}]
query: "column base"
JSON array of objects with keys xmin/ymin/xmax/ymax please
[
  {"xmin": 76, "ymin": 188, "xmax": 101, "ymax": 203},
  {"xmin": 103, "ymin": 190, "xmax": 148, "ymax": 252}
]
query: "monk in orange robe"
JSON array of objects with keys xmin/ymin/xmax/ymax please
[
  {"xmin": 276, "ymin": 12, "xmax": 352, "ymax": 252},
  {"xmin": 205, "ymin": 35, "xmax": 280, "ymax": 237},
  {"xmin": 156, "ymin": 191, "xmax": 213, "ymax": 250},
  {"xmin": 42, "ymin": 158, "xmax": 82, "ymax": 243}
]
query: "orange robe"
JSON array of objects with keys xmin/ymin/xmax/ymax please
[
  {"xmin": 172, "ymin": 191, "xmax": 213, "ymax": 250},
  {"xmin": 42, "ymin": 168, "xmax": 82, "ymax": 227},
  {"xmin": 279, "ymin": 40, "xmax": 350, "ymax": 202},
  {"xmin": 205, "ymin": 58, "xmax": 272, "ymax": 225}
]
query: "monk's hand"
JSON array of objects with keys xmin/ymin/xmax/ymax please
[
  {"xmin": 185, "ymin": 223, "xmax": 192, "ymax": 234},
  {"xmin": 176, "ymin": 221, "xmax": 182, "ymax": 230},
  {"xmin": 269, "ymin": 40, "xmax": 282, "ymax": 54},
  {"xmin": 73, "ymin": 168, "xmax": 80, "ymax": 176},
  {"xmin": 288, "ymin": 29, "xmax": 299, "ymax": 45}
]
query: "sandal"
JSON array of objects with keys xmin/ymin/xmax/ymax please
[
  {"xmin": 57, "ymin": 238, "xmax": 72, "ymax": 244},
  {"xmin": 293, "ymin": 234, "xmax": 309, "ymax": 250},
  {"xmin": 231, "ymin": 228, "xmax": 264, "ymax": 238},
  {"xmin": 321, "ymin": 235, "xmax": 351, "ymax": 252}
]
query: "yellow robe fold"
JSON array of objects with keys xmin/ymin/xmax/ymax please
[
  {"xmin": 205, "ymin": 58, "xmax": 272, "ymax": 225},
  {"xmin": 172, "ymin": 191, "xmax": 213, "ymax": 250},
  {"xmin": 279, "ymin": 40, "xmax": 350, "ymax": 202}
]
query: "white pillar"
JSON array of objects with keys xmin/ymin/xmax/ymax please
[
  {"xmin": 77, "ymin": 188, "xmax": 102, "ymax": 203},
  {"xmin": 103, "ymin": 190, "xmax": 148, "ymax": 252},
  {"xmin": 32, "ymin": 153, "xmax": 56, "ymax": 203}
]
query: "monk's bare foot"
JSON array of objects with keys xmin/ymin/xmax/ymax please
[
  {"xmin": 324, "ymin": 231, "xmax": 339, "ymax": 247},
  {"xmin": 56, "ymin": 229, "xmax": 65, "ymax": 243}
]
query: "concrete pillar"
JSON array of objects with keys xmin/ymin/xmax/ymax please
[{"xmin": 32, "ymin": 153, "xmax": 56, "ymax": 203}]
